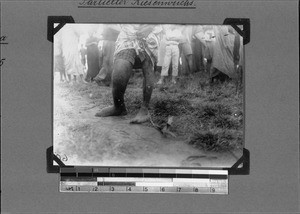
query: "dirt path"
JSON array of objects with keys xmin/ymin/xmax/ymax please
[{"xmin": 53, "ymin": 77, "xmax": 241, "ymax": 168}]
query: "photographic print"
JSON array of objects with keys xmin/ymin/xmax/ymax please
[{"xmin": 53, "ymin": 23, "xmax": 244, "ymax": 167}]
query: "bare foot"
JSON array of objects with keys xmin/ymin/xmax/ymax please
[
  {"xmin": 130, "ymin": 106, "xmax": 150, "ymax": 124},
  {"xmin": 95, "ymin": 106, "xmax": 127, "ymax": 117}
]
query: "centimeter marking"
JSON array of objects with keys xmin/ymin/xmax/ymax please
[
  {"xmin": 60, "ymin": 168, "xmax": 228, "ymax": 178},
  {"xmin": 60, "ymin": 177, "xmax": 228, "ymax": 194}
]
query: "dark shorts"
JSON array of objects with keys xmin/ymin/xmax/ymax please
[
  {"xmin": 114, "ymin": 49, "xmax": 137, "ymax": 65},
  {"xmin": 114, "ymin": 49, "xmax": 148, "ymax": 66}
]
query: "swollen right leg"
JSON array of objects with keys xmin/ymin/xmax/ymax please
[{"xmin": 95, "ymin": 59, "xmax": 133, "ymax": 117}]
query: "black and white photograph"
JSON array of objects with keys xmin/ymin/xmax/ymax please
[
  {"xmin": 1, "ymin": 0, "xmax": 299, "ymax": 212},
  {"xmin": 53, "ymin": 23, "xmax": 244, "ymax": 167}
]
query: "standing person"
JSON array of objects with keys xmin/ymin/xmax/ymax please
[
  {"xmin": 61, "ymin": 25, "xmax": 85, "ymax": 83},
  {"xmin": 94, "ymin": 24, "xmax": 120, "ymax": 86},
  {"xmin": 95, "ymin": 24, "xmax": 161, "ymax": 124},
  {"xmin": 180, "ymin": 25, "xmax": 206, "ymax": 75},
  {"xmin": 192, "ymin": 26, "xmax": 207, "ymax": 73},
  {"xmin": 85, "ymin": 32, "xmax": 100, "ymax": 82},
  {"xmin": 206, "ymin": 26, "xmax": 242, "ymax": 83},
  {"xmin": 54, "ymin": 30, "xmax": 67, "ymax": 82},
  {"xmin": 157, "ymin": 25, "xmax": 182, "ymax": 85}
]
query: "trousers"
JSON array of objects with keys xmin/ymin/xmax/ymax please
[{"xmin": 161, "ymin": 44, "xmax": 179, "ymax": 77}]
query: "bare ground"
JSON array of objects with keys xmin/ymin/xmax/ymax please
[{"xmin": 53, "ymin": 73, "xmax": 242, "ymax": 167}]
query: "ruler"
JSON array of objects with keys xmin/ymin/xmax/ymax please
[{"xmin": 60, "ymin": 169, "xmax": 228, "ymax": 194}]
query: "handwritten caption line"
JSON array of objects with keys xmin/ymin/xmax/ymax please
[
  {"xmin": 78, "ymin": 0, "xmax": 196, "ymax": 8},
  {"xmin": 78, "ymin": 6, "xmax": 195, "ymax": 8}
]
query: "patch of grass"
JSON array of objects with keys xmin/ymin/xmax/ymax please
[
  {"xmin": 125, "ymin": 90, "xmax": 143, "ymax": 114},
  {"xmin": 63, "ymin": 71, "xmax": 244, "ymax": 152},
  {"xmin": 188, "ymin": 130, "xmax": 243, "ymax": 152},
  {"xmin": 147, "ymin": 75, "xmax": 243, "ymax": 151},
  {"xmin": 152, "ymin": 97, "xmax": 192, "ymax": 116},
  {"xmin": 213, "ymin": 115, "xmax": 240, "ymax": 129}
]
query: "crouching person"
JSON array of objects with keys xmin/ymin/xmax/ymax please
[{"xmin": 95, "ymin": 24, "xmax": 161, "ymax": 124}]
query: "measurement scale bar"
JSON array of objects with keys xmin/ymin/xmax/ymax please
[{"xmin": 60, "ymin": 177, "xmax": 228, "ymax": 194}]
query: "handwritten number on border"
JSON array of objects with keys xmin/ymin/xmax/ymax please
[
  {"xmin": 0, "ymin": 59, "xmax": 5, "ymax": 66},
  {"xmin": 54, "ymin": 152, "xmax": 68, "ymax": 162}
]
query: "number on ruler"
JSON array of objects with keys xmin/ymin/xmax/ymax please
[
  {"xmin": 160, "ymin": 187, "xmax": 165, "ymax": 192},
  {"xmin": 66, "ymin": 186, "xmax": 74, "ymax": 191},
  {"xmin": 127, "ymin": 186, "xmax": 132, "ymax": 191},
  {"xmin": 177, "ymin": 187, "xmax": 181, "ymax": 192},
  {"xmin": 110, "ymin": 186, "xmax": 115, "ymax": 191},
  {"xmin": 143, "ymin": 187, "xmax": 148, "ymax": 192},
  {"xmin": 194, "ymin": 187, "xmax": 199, "ymax": 192},
  {"xmin": 92, "ymin": 186, "xmax": 99, "ymax": 191},
  {"xmin": 210, "ymin": 187, "xmax": 215, "ymax": 193}
]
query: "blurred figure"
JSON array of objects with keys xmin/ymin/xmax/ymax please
[
  {"xmin": 85, "ymin": 32, "xmax": 100, "ymax": 82},
  {"xmin": 54, "ymin": 30, "xmax": 67, "ymax": 82},
  {"xmin": 157, "ymin": 25, "xmax": 182, "ymax": 85},
  {"xmin": 94, "ymin": 25, "xmax": 120, "ymax": 86},
  {"xmin": 179, "ymin": 25, "xmax": 206, "ymax": 75},
  {"xmin": 60, "ymin": 25, "xmax": 85, "ymax": 83},
  {"xmin": 192, "ymin": 25, "xmax": 207, "ymax": 73},
  {"xmin": 79, "ymin": 44, "xmax": 87, "ymax": 70},
  {"xmin": 204, "ymin": 26, "xmax": 242, "ymax": 84}
]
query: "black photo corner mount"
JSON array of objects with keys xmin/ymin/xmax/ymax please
[
  {"xmin": 227, "ymin": 148, "xmax": 250, "ymax": 175},
  {"xmin": 47, "ymin": 146, "xmax": 69, "ymax": 173},
  {"xmin": 47, "ymin": 146, "xmax": 75, "ymax": 173},
  {"xmin": 223, "ymin": 18, "xmax": 250, "ymax": 45},
  {"xmin": 47, "ymin": 17, "xmax": 250, "ymax": 175},
  {"xmin": 47, "ymin": 16, "xmax": 75, "ymax": 43}
]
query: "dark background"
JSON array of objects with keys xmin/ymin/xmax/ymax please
[{"xmin": 1, "ymin": 0, "xmax": 299, "ymax": 213}]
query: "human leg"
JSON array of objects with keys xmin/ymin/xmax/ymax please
[
  {"xmin": 157, "ymin": 46, "xmax": 171, "ymax": 84},
  {"xmin": 186, "ymin": 54, "xmax": 194, "ymax": 74},
  {"xmin": 130, "ymin": 54, "xmax": 154, "ymax": 124},
  {"xmin": 95, "ymin": 59, "xmax": 133, "ymax": 117},
  {"xmin": 181, "ymin": 42, "xmax": 193, "ymax": 75},
  {"xmin": 171, "ymin": 45, "xmax": 180, "ymax": 83}
]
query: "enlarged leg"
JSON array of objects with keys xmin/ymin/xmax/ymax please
[
  {"xmin": 130, "ymin": 56, "xmax": 154, "ymax": 124},
  {"xmin": 95, "ymin": 59, "xmax": 132, "ymax": 117}
]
